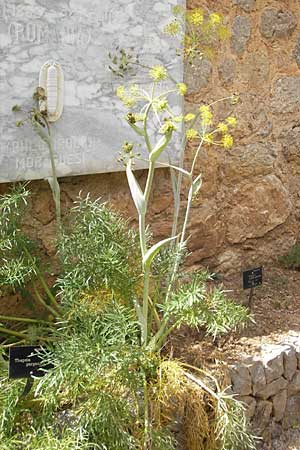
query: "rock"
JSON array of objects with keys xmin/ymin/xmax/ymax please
[
  {"xmin": 220, "ymin": 143, "xmax": 279, "ymax": 186},
  {"xmin": 248, "ymin": 358, "xmax": 267, "ymax": 396},
  {"xmin": 253, "ymin": 400, "xmax": 273, "ymax": 431},
  {"xmin": 230, "ymin": 365, "xmax": 252, "ymax": 396},
  {"xmin": 271, "ymin": 76, "xmax": 300, "ymax": 114},
  {"xmin": 233, "ymin": 0, "xmax": 255, "ymax": 13},
  {"xmin": 184, "ymin": 58, "xmax": 212, "ymax": 93},
  {"xmin": 218, "ymin": 58, "xmax": 236, "ymax": 85},
  {"xmin": 262, "ymin": 345, "xmax": 286, "ymax": 383},
  {"xmin": 231, "ymin": 15, "xmax": 251, "ymax": 55},
  {"xmin": 283, "ymin": 347, "xmax": 297, "ymax": 381},
  {"xmin": 240, "ymin": 51, "xmax": 270, "ymax": 86},
  {"xmin": 272, "ymin": 389, "xmax": 287, "ymax": 422},
  {"xmin": 288, "ymin": 370, "xmax": 300, "ymax": 396},
  {"xmin": 188, "ymin": 203, "xmax": 225, "ymax": 262},
  {"xmin": 260, "ymin": 8, "xmax": 297, "ymax": 39},
  {"xmin": 283, "ymin": 395, "xmax": 300, "ymax": 429},
  {"xmin": 238, "ymin": 395, "xmax": 256, "ymax": 419},
  {"xmin": 226, "ymin": 175, "xmax": 292, "ymax": 245},
  {"xmin": 256, "ymin": 377, "xmax": 288, "ymax": 400},
  {"xmin": 279, "ymin": 125, "xmax": 300, "ymax": 164},
  {"xmin": 294, "ymin": 37, "xmax": 300, "ymax": 68}
]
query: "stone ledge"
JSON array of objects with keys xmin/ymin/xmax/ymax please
[{"xmin": 229, "ymin": 333, "xmax": 300, "ymax": 432}]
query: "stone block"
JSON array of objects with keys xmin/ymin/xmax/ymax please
[
  {"xmin": 272, "ymin": 389, "xmax": 287, "ymax": 422},
  {"xmin": 184, "ymin": 58, "xmax": 212, "ymax": 93},
  {"xmin": 248, "ymin": 358, "xmax": 267, "ymax": 396},
  {"xmin": 256, "ymin": 377, "xmax": 288, "ymax": 400},
  {"xmin": 283, "ymin": 395, "xmax": 300, "ymax": 429},
  {"xmin": 294, "ymin": 38, "xmax": 300, "ymax": 68},
  {"xmin": 261, "ymin": 344, "xmax": 285, "ymax": 383},
  {"xmin": 231, "ymin": 15, "xmax": 251, "ymax": 55},
  {"xmin": 218, "ymin": 58, "xmax": 236, "ymax": 85},
  {"xmin": 233, "ymin": 0, "xmax": 255, "ymax": 13},
  {"xmin": 288, "ymin": 370, "xmax": 300, "ymax": 396},
  {"xmin": 260, "ymin": 8, "xmax": 297, "ymax": 40},
  {"xmin": 252, "ymin": 400, "xmax": 273, "ymax": 431},
  {"xmin": 271, "ymin": 77, "xmax": 300, "ymax": 114},
  {"xmin": 238, "ymin": 395, "xmax": 256, "ymax": 419},
  {"xmin": 283, "ymin": 347, "xmax": 297, "ymax": 381},
  {"xmin": 230, "ymin": 365, "xmax": 252, "ymax": 396}
]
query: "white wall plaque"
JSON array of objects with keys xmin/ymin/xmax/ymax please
[{"xmin": 0, "ymin": 0, "xmax": 185, "ymax": 183}]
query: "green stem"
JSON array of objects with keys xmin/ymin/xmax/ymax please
[
  {"xmin": 22, "ymin": 244, "xmax": 60, "ymax": 312},
  {"xmin": 139, "ymin": 214, "xmax": 147, "ymax": 258},
  {"xmin": 0, "ymin": 315, "xmax": 54, "ymax": 326},
  {"xmin": 0, "ymin": 327, "xmax": 28, "ymax": 339},
  {"xmin": 32, "ymin": 282, "xmax": 61, "ymax": 319},
  {"xmin": 141, "ymin": 266, "xmax": 150, "ymax": 346},
  {"xmin": 144, "ymin": 161, "xmax": 155, "ymax": 206}
]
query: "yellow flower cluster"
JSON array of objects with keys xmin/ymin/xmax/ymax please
[
  {"xmin": 217, "ymin": 122, "xmax": 228, "ymax": 133},
  {"xmin": 209, "ymin": 13, "xmax": 222, "ymax": 25},
  {"xmin": 164, "ymin": 20, "xmax": 181, "ymax": 36},
  {"xmin": 222, "ymin": 134, "xmax": 234, "ymax": 149},
  {"xmin": 149, "ymin": 65, "xmax": 168, "ymax": 82},
  {"xmin": 188, "ymin": 8, "xmax": 204, "ymax": 25},
  {"xmin": 204, "ymin": 133, "xmax": 214, "ymax": 145},
  {"xmin": 226, "ymin": 116, "xmax": 237, "ymax": 127},
  {"xmin": 160, "ymin": 119, "xmax": 177, "ymax": 134},
  {"xmin": 186, "ymin": 128, "xmax": 199, "ymax": 140},
  {"xmin": 184, "ymin": 113, "xmax": 196, "ymax": 122},
  {"xmin": 199, "ymin": 105, "xmax": 213, "ymax": 126},
  {"xmin": 116, "ymin": 85, "xmax": 137, "ymax": 108},
  {"xmin": 177, "ymin": 83, "xmax": 187, "ymax": 96},
  {"xmin": 172, "ymin": 5, "xmax": 184, "ymax": 16},
  {"xmin": 153, "ymin": 98, "xmax": 169, "ymax": 112}
]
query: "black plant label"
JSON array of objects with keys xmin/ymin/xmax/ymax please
[
  {"xmin": 9, "ymin": 346, "xmax": 53, "ymax": 379},
  {"xmin": 243, "ymin": 267, "xmax": 263, "ymax": 290}
]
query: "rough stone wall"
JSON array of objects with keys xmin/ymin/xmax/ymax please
[
  {"xmin": 229, "ymin": 333, "xmax": 300, "ymax": 438},
  {"xmin": 1, "ymin": 0, "xmax": 300, "ymax": 276}
]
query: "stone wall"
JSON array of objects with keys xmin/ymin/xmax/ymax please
[
  {"xmin": 1, "ymin": 0, "xmax": 300, "ymax": 276},
  {"xmin": 229, "ymin": 334, "xmax": 300, "ymax": 437}
]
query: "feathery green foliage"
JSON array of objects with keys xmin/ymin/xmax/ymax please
[
  {"xmin": 0, "ymin": 185, "xmax": 37, "ymax": 290},
  {"xmin": 57, "ymin": 196, "xmax": 141, "ymax": 307}
]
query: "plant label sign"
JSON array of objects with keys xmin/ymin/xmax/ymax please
[
  {"xmin": 243, "ymin": 267, "xmax": 263, "ymax": 290},
  {"xmin": 0, "ymin": 0, "xmax": 185, "ymax": 183},
  {"xmin": 9, "ymin": 346, "xmax": 52, "ymax": 379}
]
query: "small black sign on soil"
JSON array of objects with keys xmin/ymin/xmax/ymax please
[
  {"xmin": 243, "ymin": 267, "xmax": 263, "ymax": 290},
  {"xmin": 9, "ymin": 346, "xmax": 52, "ymax": 379}
]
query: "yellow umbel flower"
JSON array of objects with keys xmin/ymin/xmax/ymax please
[
  {"xmin": 186, "ymin": 128, "xmax": 199, "ymax": 140},
  {"xmin": 116, "ymin": 86, "xmax": 125, "ymax": 98},
  {"xmin": 164, "ymin": 20, "xmax": 181, "ymax": 36},
  {"xmin": 188, "ymin": 8, "xmax": 204, "ymax": 26},
  {"xmin": 210, "ymin": 13, "xmax": 222, "ymax": 25},
  {"xmin": 199, "ymin": 105, "xmax": 213, "ymax": 126},
  {"xmin": 172, "ymin": 5, "xmax": 184, "ymax": 16},
  {"xmin": 177, "ymin": 83, "xmax": 187, "ymax": 96},
  {"xmin": 184, "ymin": 113, "xmax": 196, "ymax": 122},
  {"xmin": 149, "ymin": 65, "xmax": 168, "ymax": 82},
  {"xmin": 116, "ymin": 86, "xmax": 136, "ymax": 108},
  {"xmin": 160, "ymin": 119, "xmax": 177, "ymax": 134},
  {"xmin": 226, "ymin": 116, "xmax": 237, "ymax": 127},
  {"xmin": 217, "ymin": 122, "xmax": 228, "ymax": 133},
  {"xmin": 123, "ymin": 97, "xmax": 136, "ymax": 108},
  {"xmin": 222, "ymin": 134, "xmax": 233, "ymax": 149},
  {"xmin": 173, "ymin": 115, "xmax": 184, "ymax": 123},
  {"xmin": 204, "ymin": 133, "xmax": 214, "ymax": 145},
  {"xmin": 153, "ymin": 98, "xmax": 169, "ymax": 111}
]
